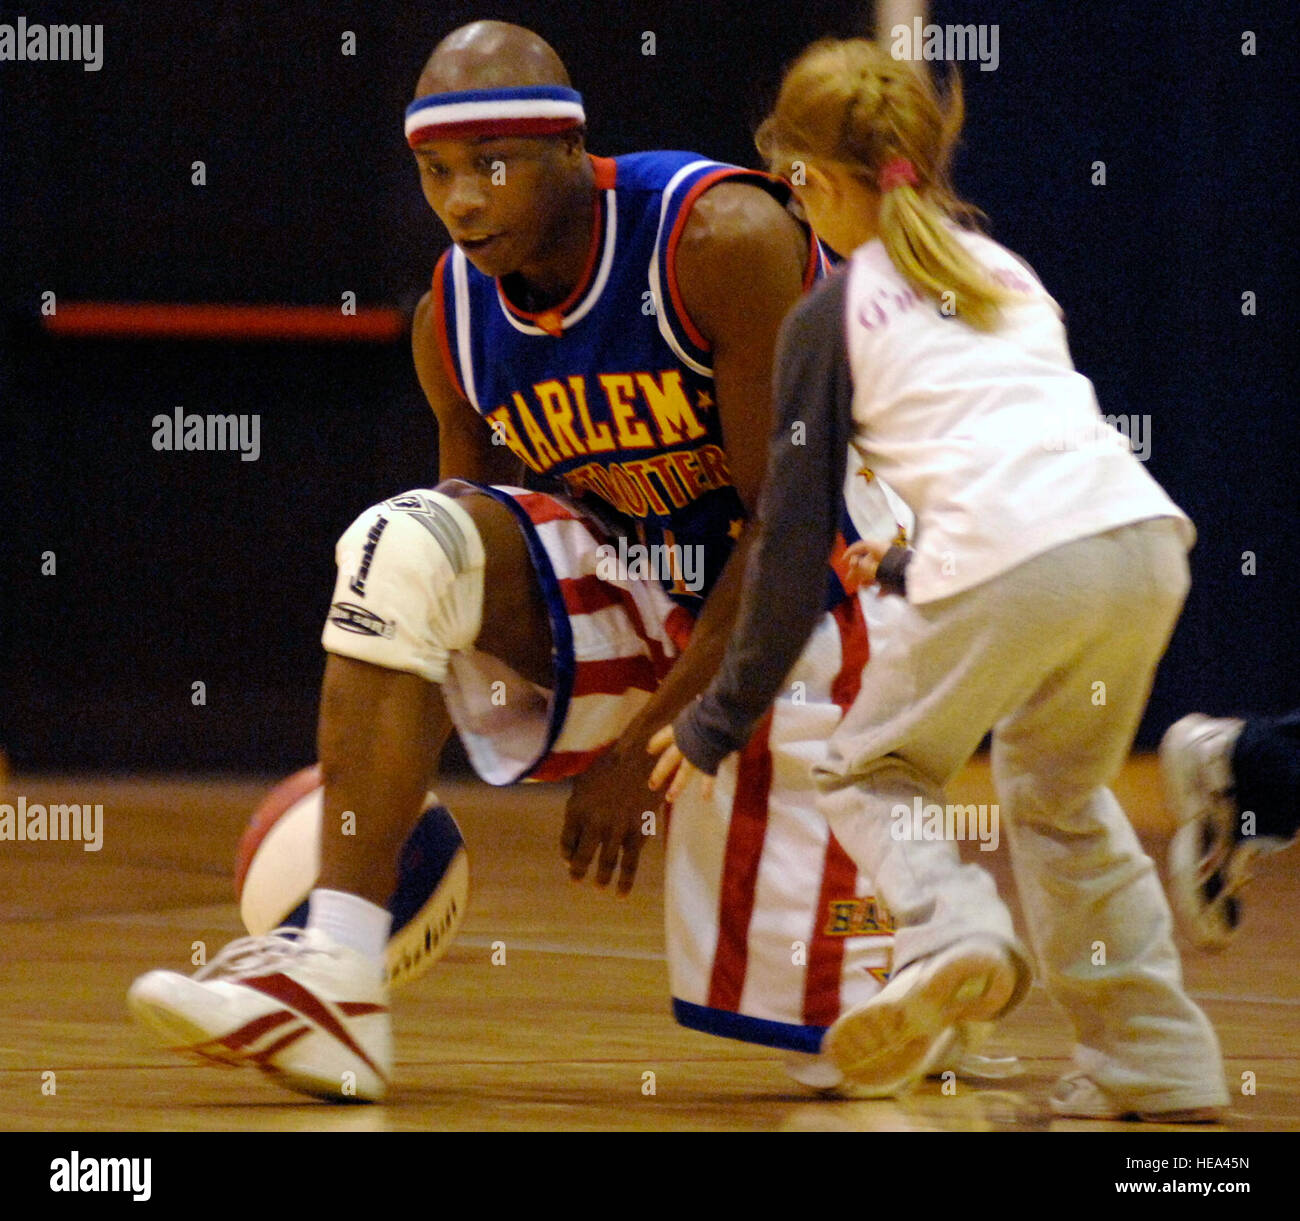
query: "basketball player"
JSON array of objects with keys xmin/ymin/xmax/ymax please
[
  {"xmin": 651, "ymin": 38, "xmax": 1230, "ymax": 1120},
  {"xmin": 1162, "ymin": 711, "xmax": 1300, "ymax": 949},
  {"xmin": 128, "ymin": 21, "xmax": 1025, "ymax": 1102}
]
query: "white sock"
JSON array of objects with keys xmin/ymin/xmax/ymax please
[{"xmin": 307, "ymin": 888, "xmax": 392, "ymax": 966}]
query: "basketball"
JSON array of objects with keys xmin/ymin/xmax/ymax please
[{"xmin": 234, "ymin": 765, "xmax": 470, "ymax": 988}]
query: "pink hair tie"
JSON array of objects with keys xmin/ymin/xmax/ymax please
[{"xmin": 878, "ymin": 158, "xmax": 918, "ymax": 193}]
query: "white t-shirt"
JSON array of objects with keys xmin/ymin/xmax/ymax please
[{"xmin": 843, "ymin": 230, "xmax": 1193, "ymax": 603}]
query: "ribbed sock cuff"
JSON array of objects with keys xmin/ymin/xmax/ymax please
[{"xmin": 307, "ymin": 888, "xmax": 392, "ymax": 965}]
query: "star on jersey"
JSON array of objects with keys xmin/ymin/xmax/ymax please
[
  {"xmin": 727, "ymin": 518, "xmax": 744, "ymax": 540},
  {"xmin": 696, "ymin": 390, "xmax": 714, "ymax": 411}
]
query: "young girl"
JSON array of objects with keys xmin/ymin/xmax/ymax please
[{"xmin": 649, "ymin": 38, "xmax": 1228, "ymax": 1119}]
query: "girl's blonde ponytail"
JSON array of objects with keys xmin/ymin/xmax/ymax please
[{"xmin": 757, "ymin": 39, "xmax": 1015, "ymax": 330}]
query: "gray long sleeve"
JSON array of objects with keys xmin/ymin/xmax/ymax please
[{"xmin": 672, "ymin": 271, "xmax": 856, "ymax": 774}]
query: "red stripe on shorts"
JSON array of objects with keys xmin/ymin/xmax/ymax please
[
  {"xmin": 803, "ymin": 596, "xmax": 872, "ymax": 1026},
  {"xmin": 560, "ymin": 574, "xmax": 625, "ymax": 616},
  {"xmin": 803, "ymin": 837, "xmax": 862, "ymax": 1027},
  {"xmin": 529, "ymin": 745, "xmax": 610, "ymax": 783},
  {"xmin": 512, "ymin": 491, "xmax": 589, "ymax": 528},
  {"xmin": 512, "ymin": 490, "xmax": 690, "ymax": 682},
  {"xmin": 706, "ymin": 712, "xmax": 774, "ymax": 1011},
  {"xmin": 829, "ymin": 595, "xmax": 869, "ymax": 707},
  {"xmin": 570, "ymin": 655, "xmax": 659, "ymax": 697},
  {"xmin": 827, "ymin": 533, "xmax": 857, "ymax": 605},
  {"xmin": 574, "ymin": 569, "xmax": 676, "ymax": 676}
]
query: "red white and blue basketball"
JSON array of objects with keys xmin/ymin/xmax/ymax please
[{"xmin": 234, "ymin": 765, "xmax": 470, "ymax": 988}]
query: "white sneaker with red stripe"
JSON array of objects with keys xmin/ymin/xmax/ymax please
[{"xmin": 127, "ymin": 928, "xmax": 391, "ymax": 1102}]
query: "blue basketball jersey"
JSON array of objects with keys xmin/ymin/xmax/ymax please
[{"xmin": 430, "ymin": 150, "xmax": 835, "ymax": 611}]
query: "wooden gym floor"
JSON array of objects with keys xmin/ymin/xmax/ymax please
[{"xmin": 2, "ymin": 757, "xmax": 1297, "ymax": 1133}]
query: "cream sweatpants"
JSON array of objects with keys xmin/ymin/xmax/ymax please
[{"xmin": 815, "ymin": 517, "xmax": 1227, "ymax": 1110}]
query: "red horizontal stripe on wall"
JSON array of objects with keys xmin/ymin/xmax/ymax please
[{"xmin": 43, "ymin": 302, "xmax": 406, "ymax": 343}]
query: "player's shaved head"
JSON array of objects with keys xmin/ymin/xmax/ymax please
[
  {"xmin": 417, "ymin": 21, "xmax": 571, "ymax": 97},
  {"xmin": 409, "ymin": 21, "xmax": 593, "ymax": 288}
]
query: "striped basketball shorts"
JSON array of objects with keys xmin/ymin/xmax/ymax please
[
  {"xmin": 438, "ymin": 482, "xmax": 695, "ymax": 785},
  {"xmin": 437, "ymin": 482, "xmax": 898, "ymax": 1054}
]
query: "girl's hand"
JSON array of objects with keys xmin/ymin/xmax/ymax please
[
  {"xmin": 842, "ymin": 538, "xmax": 891, "ymax": 592},
  {"xmin": 647, "ymin": 725, "xmax": 715, "ymax": 804}
]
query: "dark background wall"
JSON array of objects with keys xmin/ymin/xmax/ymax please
[{"xmin": 2, "ymin": 0, "xmax": 1295, "ymax": 772}]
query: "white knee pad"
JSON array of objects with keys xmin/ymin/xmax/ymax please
[{"xmin": 322, "ymin": 489, "xmax": 485, "ymax": 683}]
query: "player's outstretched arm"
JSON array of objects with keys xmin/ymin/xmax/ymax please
[
  {"xmin": 412, "ymin": 289, "xmax": 527, "ymax": 485},
  {"xmin": 560, "ymin": 182, "xmax": 810, "ymax": 893}
]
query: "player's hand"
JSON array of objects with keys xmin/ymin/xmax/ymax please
[
  {"xmin": 646, "ymin": 725, "xmax": 715, "ymax": 805},
  {"xmin": 842, "ymin": 538, "xmax": 891, "ymax": 592},
  {"xmin": 560, "ymin": 746, "xmax": 658, "ymax": 895}
]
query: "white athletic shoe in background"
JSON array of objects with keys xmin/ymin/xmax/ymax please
[
  {"xmin": 1050, "ymin": 1071, "xmax": 1225, "ymax": 1123},
  {"xmin": 1162, "ymin": 714, "xmax": 1291, "ymax": 951},
  {"xmin": 127, "ymin": 927, "xmax": 391, "ymax": 1102},
  {"xmin": 821, "ymin": 940, "xmax": 1017, "ymax": 1097}
]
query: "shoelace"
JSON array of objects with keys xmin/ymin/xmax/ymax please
[{"xmin": 193, "ymin": 927, "xmax": 331, "ymax": 982}]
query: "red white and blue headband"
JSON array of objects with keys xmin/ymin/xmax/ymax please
[{"xmin": 405, "ymin": 85, "xmax": 586, "ymax": 147}]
